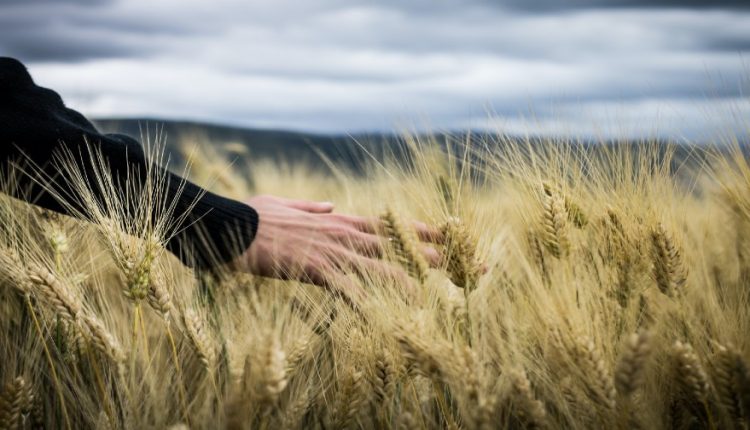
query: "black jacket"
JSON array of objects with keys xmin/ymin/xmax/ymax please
[{"xmin": 0, "ymin": 57, "xmax": 258, "ymax": 268}]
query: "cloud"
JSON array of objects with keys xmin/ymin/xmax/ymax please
[
  {"xmin": 1, "ymin": 0, "xmax": 749, "ymax": 138},
  {"xmin": 495, "ymin": 0, "xmax": 750, "ymax": 11}
]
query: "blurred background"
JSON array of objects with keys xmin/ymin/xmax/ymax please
[{"xmin": 2, "ymin": 0, "xmax": 749, "ymax": 142}]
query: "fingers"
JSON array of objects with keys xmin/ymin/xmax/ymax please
[
  {"xmin": 338, "ymin": 251, "xmax": 419, "ymax": 300},
  {"xmin": 334, "ymin": 230, "xmax": 385, "ymax": 258},
  {"xmin": 413, "ymin": 221, "xmax": 444, "ymax": 244},
  {"xmin": 421, "ymin": 245, "xmax": 442, "ymax": 268},
  {"xmin": 323, "ymin": 215, "xmax": 442, "ymax": 265},
  {"xmin": 336, "ymin": 214, "xmax": 443, "ymax": 245},
  {"xmin": 278, "ymin": 196, "xmax": 335, "ymax": 213},
  {"xmin": 304, "ymin": 262, "xmax": 366, "ymax": 309},
  {"xmin": 343, "ymin": 215, "xmax": 382, "ymax": 235}
]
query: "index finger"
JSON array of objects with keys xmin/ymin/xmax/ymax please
[{"xmin": 345, "ymin": 215, "xmax": 444, "ymax": 244}]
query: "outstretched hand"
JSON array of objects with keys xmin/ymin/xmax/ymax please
[{"xmin": 234, "ymin": 195, "xmax": 442, "ymax": 292}]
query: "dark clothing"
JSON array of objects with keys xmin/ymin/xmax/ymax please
[{"xmin": 0, "ymin": 57, "xmax": 258, "ymax": 268}]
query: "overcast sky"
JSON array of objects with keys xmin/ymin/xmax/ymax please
[{"xmin": 2, "ymin": 0, "xmax": 749, "ymax": 139}]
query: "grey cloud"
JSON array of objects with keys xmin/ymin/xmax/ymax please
[
  {"xmin": 493, "ymin": 0, "xmax": 750, "ymax": 11},
  {"xmin": 1, "ymin": 37, "xmax": 139, "ymax": 62},
  {"xmin": 705, "ymin": 37, "xmax": 750, "ymax": 52},
  {"xmin": 0, "ymin": 21, "xmax": 159, "ymax": 62},
  {"xmin": 0, "ymin": 1, "xmax": 191, "ymax": 63},
  {"xmin": 0, "ymin": 0, "xmax": 111, "ymax": 5}
]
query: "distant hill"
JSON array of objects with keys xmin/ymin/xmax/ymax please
[
  {"xmin": 93, "ymin": 118, "xmax": 721, "ymax": 182},
  {"xmin": 93, "ymin": 118, "xmax": 401, "ymax": 170}
]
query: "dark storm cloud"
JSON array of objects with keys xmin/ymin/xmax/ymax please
[
  {"xmin": 1, "ymin": 35, "xmax": 139, "ymax": 62},
  {"xmin": 0, "ymin": 1, "xmax": 186, "ymax": 63}
]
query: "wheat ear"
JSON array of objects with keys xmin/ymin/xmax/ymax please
[
  {"xmin": 441, "ymin": 217, "xmax": 482, "ymax": 293},
  {"xmin": 650, "ymin": 224, "xmax": 687, "ymax": 297},
  {"xmin": 27, "ymin": 264, "xmax": 82, "ymax": 325},
  {"xmin": 257, "ymin": 337, "xmax": 288, "ymax": 404},
  {"xmin": 541, "ymin": 183, "xmax": 570, "ymax": 258},
  {"xmin": 615, "ymin": 331, "xmax": 651, "ymax": 429},
  {"xmin": 509, "ymin": 368, "xmax": 547, "ymax": 429},
  {"xmin": 81, "ymin": 314, "xmax": 126, "ymax": 366},
  {"xmin": 281, "ymin": 386, "xmax": 311, "ymax": 429},
  {"xmin": 671, "ymin": 341, "xmax": 711, "ymax": 401},
  {"xmin": 713, "ymin": 344, "xmax": 747, "ymax": 425},
  {"xmin": 146, "ymin": 273, "xmax": 172, "ymax": 322},
  {"xmin": 574, "ymin": 336, "xmax": 617, "ymax": 411},
  {"xmin": 183, "ymin": 309, "xmax": 216, "ymax": 371},
  {"xmin": 0, "ymin": 377, "xmax": 31, "ymax": 429},
  {"xmin": 615, "ymin": 331, "xmax": 652, "ymax": 397},
  {"xmin": 121, "ymin": 236, "xmax": 159, "ymax": 302},
  {"xmin": 333, "ymin": 366, "xmax": 366, "ymax": 429},
  {"xmin": 381, "ymin": 207, "xmax": 428, "ymax": 282},
  {"xmin": 372, "ymin": 350, "xmax": 396, "ymax": 405}
]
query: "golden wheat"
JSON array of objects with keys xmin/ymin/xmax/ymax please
[{"xmin": 1, "ymin": 132, "xmax": 749, "ymax": 429}]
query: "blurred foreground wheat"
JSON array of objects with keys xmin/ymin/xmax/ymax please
[{"xmin": 1, "ymin": 133, "xmax": 749, "ymax": 429}]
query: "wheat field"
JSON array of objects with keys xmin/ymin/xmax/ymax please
[{"xmin": 0, "ymin": 131, "xmax": 749, "ymax": 429}]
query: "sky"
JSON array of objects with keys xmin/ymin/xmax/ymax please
[{"xmin": 2, "ymin": 0, "xmax": 749, "ymax": 139}]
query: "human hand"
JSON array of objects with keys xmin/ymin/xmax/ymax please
[{"xmin": 233, "ymin": 195, "xmax": 442, "ymax": 293}]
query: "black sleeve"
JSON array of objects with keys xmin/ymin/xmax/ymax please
[{"xmin": 0, "ymin": 57, "xmax": 259, "ymax": 269}]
